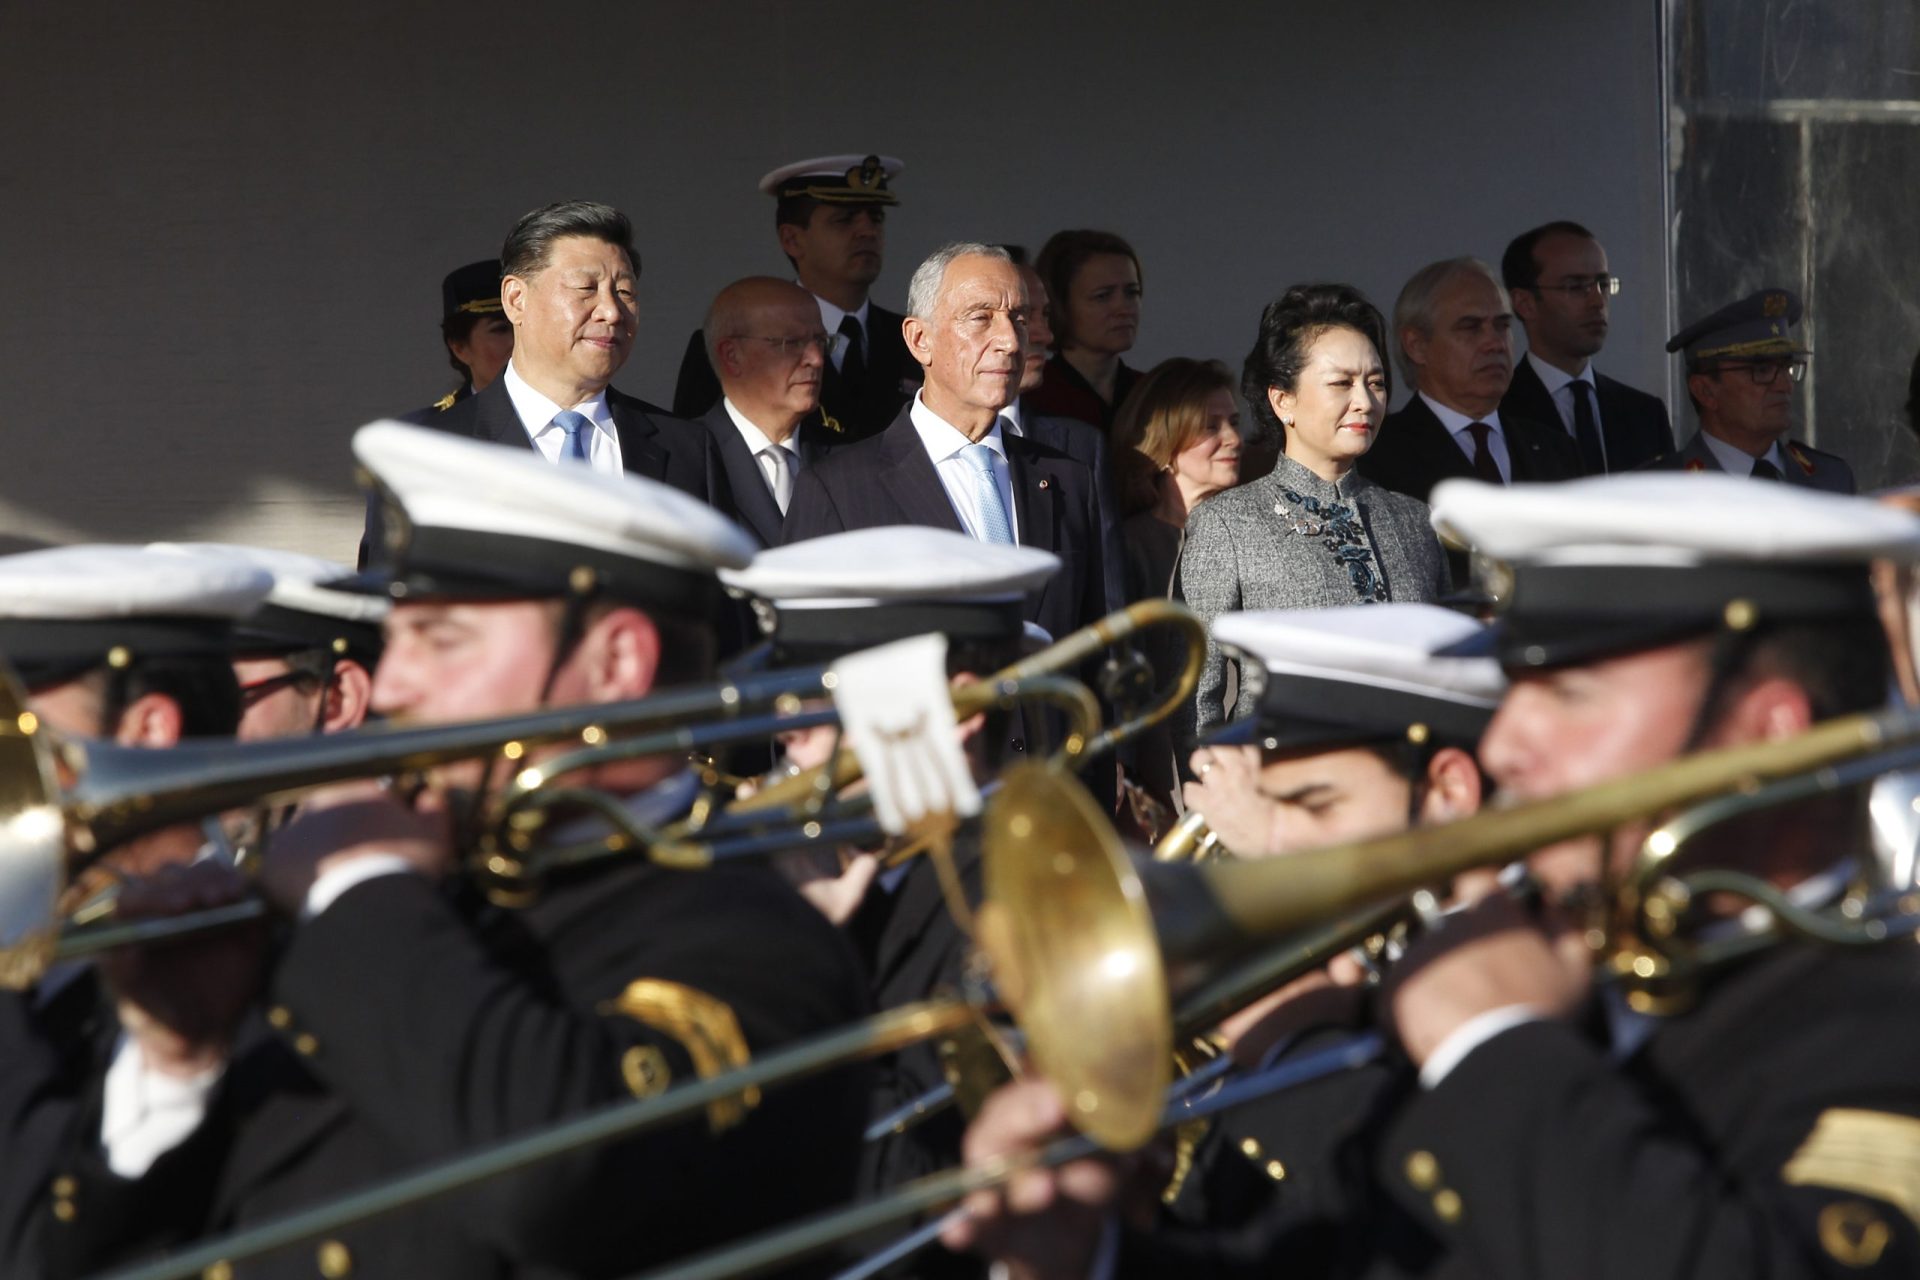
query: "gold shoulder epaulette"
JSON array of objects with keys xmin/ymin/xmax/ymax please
[
  {"xmin": 1784, "ymin": 1107, "xmax": 1920, "ymax": 1244},
  {"xmin": 603, "ymin": 979, "xmax": 760, "ymax": 1132},
  {"xmin": 432, "ymin": 392, "xmax": 458, "ymax": 412}
]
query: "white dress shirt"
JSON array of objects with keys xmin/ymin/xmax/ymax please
[
  {"xmin": 1525, "ymin": 351, "xmax": 1607, "ymax": 468},
  {"xmin": 501, "ymin": 359, "xmax": 624, "ymax": 475},
  {"xmin": 101, "ymin": 1033, "xmax": 227, "ymax": 1177},
  {"xmin": 1700, "ymin": 430, "xmax": 1788, "ymax": 478},
  {"xmin": 812, "ymin": 293, "xmax": 871, "ymax": 374},
  {"xmin": 1000, "ymin": 397, "xmax": 1027, "ymax": 437},
  {"xmin": 908, "ymin": 390, "xmax": 1020, "ymax": 543},
  {"xmin": 1422, "ymin": 393, "xmax": 1513, "ymax": 482},
  {"xmin": 721, "ymin": 397, "xmax": 802, "ymax": 514}
]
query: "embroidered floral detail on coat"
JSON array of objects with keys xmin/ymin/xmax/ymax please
[{"xmin": 1275, "ymin": 487, "xmax": 1388, "ymax": 602}]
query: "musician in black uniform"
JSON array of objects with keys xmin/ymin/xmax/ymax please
[
  {"xmin": 673, "ymin": 154, "xmax": 922, "ymax": 442},
  {"xmin": 948, "ymin": 471, "xmax": 1920, "ymax": 1278}
]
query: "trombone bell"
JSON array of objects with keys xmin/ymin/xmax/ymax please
[{"xmin": 0, "ymin": 672, "xmax": 65, "ymax": 986}]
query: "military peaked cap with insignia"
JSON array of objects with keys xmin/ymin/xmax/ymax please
[
  {"xmin": 149, "ymin": 543, "xmax": 388, "ymax": 667},
  {"xmin": 1429, "ymin": 473, "xmax": 1920, "ymax": 669},
  {"xmin": 759, "ymin": 154, "xmax": 903, "ymax": 206},
  {"xmin": 1667, "ymin": 288, "xmax": 1808, "ymax": 365},
  {"xmin": 1205, "ymin": 605, "xmax": 1504, "ymax": 753},
  {"xmin": 0, "ymin": 545, "xmax": 273, "ymax": 687},
  {"xmin": 442, "ymin": 259, "xmax": 503, "ymax": 321},
  {"xmin": 350, "ymin": 421, "xmax": 757, "ymax": 615},
  {"xmin": 719, "ymin": 527, "xmax": 1056, "ymax": 664}
]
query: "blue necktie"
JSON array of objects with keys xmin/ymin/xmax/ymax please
[
  {"xmin": 552, "ymin": 409, "xmax": 593, "ymax": 463},
  {"xmin": 959, "ymin": 444, "xmax": 1015, "ymax": 545}
]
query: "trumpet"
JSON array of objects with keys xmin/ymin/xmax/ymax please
[{"xmin": 98, "ymin": 702, "xmax": 1920, "ymax": 1280}]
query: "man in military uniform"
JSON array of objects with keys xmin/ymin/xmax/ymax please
[
  {"xmin": 1645, "ymin": 288, "xmax": 1855, "ymax": 491},
  {"xmin": 401, "ymin": 259, "xmax": 514, "ymax": 423},
  {"xmin": 673, "ymin": 155, "xmax": 922, "ymax": 442},
  {"xmin": 251, "ymin": 422, "xmax": 871, "ymax": 1274},
  {"xmin": 946, "ymin": 472, "xmax": 1920, "ymax": 1278}
]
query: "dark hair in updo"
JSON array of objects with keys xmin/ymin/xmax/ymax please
[{"xmin": 1241, "ymin": 283, "xmax": 1391, "ymax": 439}]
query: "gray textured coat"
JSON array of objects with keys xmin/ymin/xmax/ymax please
[{"xmin": 1177, "ymin": 453, "xmax": 1450, "ymax": 737}]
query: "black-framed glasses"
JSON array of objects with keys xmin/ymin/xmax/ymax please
[
  {"xmin": 1712, "ymin": 358, "xmax": 1807, "ymax": 386},
  {"xmin": 238, "ymin": 669, "xmax": 325, "ymax": 708},
  {"xmin": 734, "ymin": 332, "xmax": 847, "ymax": 359},
  {"xmin": 1532, "ymin": 274, "xmax": 1622, "ymax": 298}
]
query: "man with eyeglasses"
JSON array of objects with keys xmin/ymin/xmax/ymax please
[
  {"xmin": 694, "ymin": 277, "xmax": 844, "ymax": 546},
  {"xmin": 1499, "ymin": 222, "xmax": 1673, "ymax": 475},
  {"xmin": 1648, "ymin": 289, "xmax": 1855, "ymax": 492}
]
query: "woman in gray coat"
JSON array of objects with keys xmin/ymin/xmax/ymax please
[{"xmin": 1179, "ymin": 283, "xmax": 1450, "ymax": 738}]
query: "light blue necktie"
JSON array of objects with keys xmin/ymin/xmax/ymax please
[
  {"xmin": 552, "ymin": 409, "xmax": 593, "ymax": 463},
  {"xmin": 958, "ymin": 443, "xmax": 1015, "ymax": 545}
]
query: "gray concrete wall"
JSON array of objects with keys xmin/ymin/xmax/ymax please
[{"xmin": 0, "ymin": 1, "xmax": 1668, "ymax": 563}]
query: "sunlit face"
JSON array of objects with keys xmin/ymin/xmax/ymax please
[
  {"xmin": 448, "ymin": 315, "xmax": 515, "ymax": 393},
  {"xmin": 1480, "ymin": 643, "xmax": 1709, "ymax": 898},
  {"xmin": 1516, "ymin": 233, "xmax": 1610, "ymax": 363},
  {"xmin": 1245, "ymin": 745, "xmax": 1417, "ymax": 856},
  {"xmin": 1272, "ymin": 325, "xmax": 1389, "ymax": 472},
  {"xmin": 723, "ymin": 293, "xmax": 827, "ymax": 420},
  {"xmin": 233, "ymin": 655, "xmax": 325, "ymax": 743},
  {"xmin": 908, "ymin": 255, "xmax": 1029, "ymax": 418},
  {"xmin": 503, "ymin": 236, "xmax": 637, "ymax": 396},
  {"xmin": 1063, "ymin": 253, "xmax": 1141, "ymax": 356},
  {"xmin": 783, "ymin": 205, "xmax": 886, "ymax": 295},
  {"xmin": 1015, "ymin": 264, "xmax": 1054, "ymax": 395},
  {"xmin": 1406, "ymin": 270, "xmax": 1513, "ymax": 413},
  {"xmin": 1170, "ymin": 387, "xmax": 1242, "ymax": 502}
]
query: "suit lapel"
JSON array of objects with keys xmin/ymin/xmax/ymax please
[
  {"xmin": 701, "ymin": 409, "xmax": 785, "ymax": 546},
  {"xmin": 1006, "ymin": 438, "xmax": 1056, "ymax": 553},
  {"xmin": 608, "ymin": 392, "xmax": 669, "ymax": 482},
  {"xmin": 473, "ymin": 381, "xmax": 534, "ymax": 450},
  {"xmin": 877, "ymin": 414, "xmax": 966, "ymax": 532},
  {"xmin": 1402, "ymin": 398, "xmax": 1474, "ymax": 481}
]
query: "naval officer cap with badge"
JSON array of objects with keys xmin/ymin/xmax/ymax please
[
  {"xmin": 1647, "ymin": 287, "xmax": 1855, "ymax": 491},
  {"xmin": 148, "ymin": 543, "xmax": 387, "ymax": 742},
  {"xmin": 1360, "ymin": 471, "xmax": 1920, "ymax": 1277},
  {"xmin": 251, "ymin": 421, "xmax": 876, "ymax": 1273},
  {"xmin": 1184, "ymin": 603, "xmax": 1503, "ymax": 861}
]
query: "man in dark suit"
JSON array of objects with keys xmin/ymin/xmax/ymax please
[
  {"xmin": 429, "ymin": 201, "xmax": 732, "ymax": 514},
  {"xmin": 672, "ymin": 155, "xmax": 921, "ymax": 442},
  {"xmin": 693, "ymin": 277, "xmax": 841, "ymax": 547},
  {"xmin": 782, "ymin": 242, "xmax": 1108, "ymax": 657},
  {"xmin": 1644, "ymin": 288, "xmax": 1855, "ymax": 492},
  {"xmin": 1499, "ymin": 221, "xmax": 1672, "ymax": 473},
  {"xmin": 1359, "ymin": 257, "xmax": 1582, "ymax": 506}
]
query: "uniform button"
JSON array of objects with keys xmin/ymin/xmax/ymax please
[
  {"xmin": 205, "ymin": 1262, "xmax": 235, "ymax": 1280},
  {"xmin": 267, "ymin": 1006, "xmax": 294, "ymax": 1029},
  {"xmin": 317, "ymin": 1239, "xmax": 353, "ymax": 1277},
  {"xmin": 52, "ymin": 1200, "xmax": 76, "ymax": 1223},
  {"xmin": 1239, "ymin": 1136, "xmax": 1264, "ymax": 1161},
  {"xmin": 1433, "ymin": 1188, "xmax": 1464, "ymax": 1223},
  {"xmin": 50, "ymin": 1176, "xmax": 76, "ymax": 1199},
  {"xmin": 1404, "ymin": 1149, "xmax": 1440, "ymax": 1191},
  {"xmin": 1264, "ymin": 1159, "xmax": 1287, "ymax": 1182},
  {"xmin": 293, "ymin": 1032, "xmax": 321, "ymax": 1056},
  {"xmin": 1010, "ymin": 738, "xmax": 1026, "ymax": 753}
]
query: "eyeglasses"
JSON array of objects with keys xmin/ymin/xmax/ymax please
[
  {"xmin": 1531, "ymin": 275, "xmax": 1622, "ymax": 298},
  {"xmin": 1711, "ymin": 358, "xmax": 1807, "ymax": 386},
  {"xmin": 733, "ymin": 332, "xmax": 848, "ymax": 359},
  {"xmin": 238, "ymin": 669, "xmax": 325, "ymax": 708}
]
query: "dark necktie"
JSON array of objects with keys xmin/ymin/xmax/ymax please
[
  {"xmin": 837, "ymin": 314, "xmax": 866, "ymax": 384},
  {"xmin": 1465, "ymin": 422, "xmax": 1504, "ymax": 485},
  {"xmin": 1568, "ymin": 380, "xmax": 1606, "ymax": 475},
  {"xmin": 1751, "ymin": 456, "xmax": 1783, "ymax": 482}
]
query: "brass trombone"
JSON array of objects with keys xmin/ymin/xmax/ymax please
[{"xmin": 95, "ymin": 704, "xmax": 1920, "ymax": 1280}]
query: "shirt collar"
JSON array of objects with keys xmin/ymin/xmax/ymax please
[
  {"xmin": 1699, "ymin": 429, "xmax": 1786, "ymax": 476},
  {"xmin": 503, "ymin": 359, "xmax": 612, "ymax": 437},
  {"xmin": 1002, "ymin": 397, "xmax": 1027, "ymax": 436},
  {"xmin": 810, "ymin": 291, "xmax": 870, "ymax": 337},
  {"xmin": 721, "ymin": 397, "xmax": 800, "ymax": 458},
  {"xmin": 1526, "ymin": 350, "xmax": 1596, "ymax": 396},
  {"xmin": 909, "ymin": 389, "xmax": 1008, "ymax": 464},
  {"xmin": 1420, "ymin": 391, "xmax": 1503, "ymax": 438}
]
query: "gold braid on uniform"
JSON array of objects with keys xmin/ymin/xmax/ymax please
[
  {"xmin": 1783, "ymin": 1107, "xmax": 1920, "ymax": 1265},
  {"xmin": 603, "ymin": 979, "xmax": 761, "ymax": 1133}
]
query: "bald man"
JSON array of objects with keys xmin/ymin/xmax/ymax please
[{"xmin": 696, "ymin": 277, "xmax": 844, "ymax": 545}]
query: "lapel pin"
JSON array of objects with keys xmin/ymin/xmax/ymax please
[{"xmin": 1038, "ymin": 478, "xmax": 1050, "ymax": 490}]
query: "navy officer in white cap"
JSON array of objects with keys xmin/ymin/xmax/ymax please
[
  {"xmin": 949, "ymin": 473, "xmax": 1920, "ymax": 1278},
  {"xmin": 150, "ymin": 544, "xmax": 385, "ymax": 742},
  {"xmin": 238, "ymin": 423, "xmax": 872, "ymax": 1274},
  {"xmin": 673, "ymin": 154, "xmax": 921, "ymax": 441},
  {"xmin": 722, "ymin": 526, "xmax": 1059, "ymax": 1213}
]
